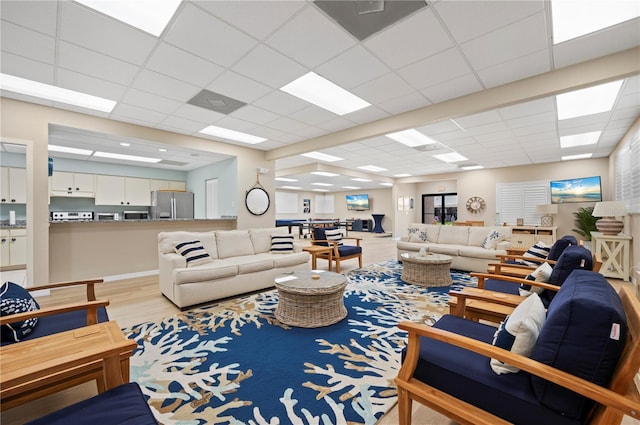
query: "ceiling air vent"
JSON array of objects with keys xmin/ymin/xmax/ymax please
[{"xmin": 187, "ymin": 89, "xmax": 246, "ymax": 114}]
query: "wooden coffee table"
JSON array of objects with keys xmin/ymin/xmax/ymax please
[
  {"xmin": 400, "ymin": 253, "xmax": 453, "ymax": 287},
  {"xmin": 274, "ymin": 271, "xmax": 347, "ymax": 328},
  {"xmin": 0, "ymin": 321, "xmax": 136, "ymax": 410}
]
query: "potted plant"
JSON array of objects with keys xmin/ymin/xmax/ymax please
[{"xmin": 572, "ymin": 206, "xmax": 598, "ymax": 241}]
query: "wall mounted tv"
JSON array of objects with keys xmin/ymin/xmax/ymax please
[
  {"xmin": 346, "ymin": 194, "xmax": 370, "ymax": 211},
  {"xmin": 550, "ymin": 176, "xmax": 602, "ymax": 204}
]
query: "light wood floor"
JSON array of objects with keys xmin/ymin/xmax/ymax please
[{"xmin": 3, "ymin": 232, "xmax": 634, "ymax": 425}]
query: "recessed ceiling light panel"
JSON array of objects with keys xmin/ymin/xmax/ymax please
[
  {"xmin": 275, "ymin": 177, "xmax": 298, "ymax": 182},
  {"xmin": 312, "ymin": 182, "xmax": 333, "ymax": 186},
  {"xmin": 560, "ymin": 131, "xmax": 601, "ymax": 148},
  {"xmin": 351, "ymin": 178, "xmax": 371, "ymax": 182},
  {"xmin": 386, "ymin": 129, "xmax": 438, "ymax": 147},
  {"xmin": 301, "ymin": 151, "xmax": 344, "ymax": 162},
  {"xmin": 48, "ymin": 144, "xmax": 93, "ymax": 156},
  {"xmin": 433, "ymin": 152, "xmax": 468, "ymax": 163},
  {"xmin": 556, "ymin": 80, "xmax": 623, "ymax": 120},
  {"xmin": 311, "ymin": 171, "xmax": 340, "ymax": 177},
  {"xmin": 562, "ymin": 153, "xmax": 593, "ymax": 161},
  {"xmin": 358, "ymin": 165, "xmax": 387, "ymax": 172},
  {"xmin": 93, "ymin": 151, "xmax": 161, "ymax": 163},
  {"xmin": 199, "ymin": 125, "xmax": 266, "ymax": 145}
]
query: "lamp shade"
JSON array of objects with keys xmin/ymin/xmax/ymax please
[{"xmin": 592, "ymin": 201, "xmax": 627, "ymax": 235}]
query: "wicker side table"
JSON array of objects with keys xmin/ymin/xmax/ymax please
[
  {"xmin": 400, "ymin": 253, "xmax": 453, "ymax": 287},
  {"xmin": 274, "ymin": 271, "xmax": 347, "ymax": 328}
]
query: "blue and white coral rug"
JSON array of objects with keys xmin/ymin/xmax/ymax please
[{"xmin": 123, "ymin": 260, "xmax": 476, "ymax": 424}]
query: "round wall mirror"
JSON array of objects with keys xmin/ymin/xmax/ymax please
[{"xmin": 245, "ymin": 187, "xmax": 270, "ymax": 216}]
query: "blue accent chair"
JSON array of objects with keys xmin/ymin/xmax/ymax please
[
  {"xmin": 488, "ymin": 235, "xmax": 577, "ymax": 277},
  {"xmin": 25, "ymin": 383, "xmax": 156, "ymax": 425},
  {"xmin": 311, "ymin": 227, "xmax": 362, "ymax": 272},
  {"xmin": 396, "ymin": 270, "xmax": 640, "ymax": 425}
]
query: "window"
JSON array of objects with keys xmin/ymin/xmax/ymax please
[
  {"xmin": 615, "ymin": 131, "xmax": 639, "ymax": 214},
  {"xmin": 496, "ymin": 181, "xmax": 549, "ymax": 225}
]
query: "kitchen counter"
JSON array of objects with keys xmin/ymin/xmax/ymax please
[
  {"xmin": 0, "ymin": 220, "xmax": 27, "ymax": 229},
  {"xmin": 49, "ymin": 217, "xmax": 237, "ymax": 224}
]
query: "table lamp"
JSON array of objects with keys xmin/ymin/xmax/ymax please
[
  {"xmin": 592, "ymin": 201, "xmax": 627, "ymax": 235},
  {"xmin": 536, "ymin": 204, "xmax": 558, "ymax": 226}
]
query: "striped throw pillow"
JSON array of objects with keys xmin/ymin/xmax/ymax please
[
  {"xmin": 324, "ymin": 229, "xmax": 344, "ymax": 246},
  {"xmin": 522, "ymin": 242, "xmax": 551, "ymax": 266},
  {"xmin": 174, "ymin": 240, "xmax": 213, "ymax": 267},
  {"xmin": 271, "ymin": 234, "xmax": 294, "ymax": 253}
]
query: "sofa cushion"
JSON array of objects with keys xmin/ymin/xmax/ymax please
[
  {"xmin": 429, "ymin": 245, "xmax": 459, "ymax": 256},
  {"xmin": 270, "ymin": 234, "xmax": 294, "ymax": 253},
  {"xmin": 531, "ymin": 270, "xmax": 627, "ymax": 420},
  {"xmin": 459, "ymin": 246, "xmax": 503, "ymax": 259},
  {"xmin": 324, "ymin": 228, "xmax": 344, "ymax": 246},
  {"xmin": 216, "ymin": 230, "xmax": 255, "ymax": 258},
  {"xmin": 437, "ymin": 226, "xmax": 469, "ymax": 245},
  {"xmin": 174, "ymin": 263, "xmax": 238, "ymax": 285},
  {"xmin": 272, "ymin": 251, "xmax": 309, "ymax": 268},
  {"xmin": 522, "ymin": 242, "xmax": 550, "ymax": 266},
  {"xmin": 519, "ymin": 262, "xmax": 553, "ymax": 296},
  {"xmin": 174, "ymin": 240, "xmax": 214, "ymax": 267},
  {"xmin": 1, "ymin": 282, "xmax": 40, "ymax": 342},
  {"xmin": 232, "ymin": 255, "xmax": 275, "ymax": 274},
  {"xmin": 250, "ymin": 227, "xmax": 287, "ymax": 253},
  {"xmin": 468, "ymin": 227, "xmax": 491, "ymax": 246},
  {"xmin": 490, "ymin": 293, "xmax": 546, "ymax": 374},
  {"xmin": 158, "ymin": 231, "xmax": 218, "ymax": 259}
]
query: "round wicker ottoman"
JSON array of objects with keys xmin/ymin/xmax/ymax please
[
  {"xmin": 400, "ymin": 253, "xmax": 453, "ymax": 287},
  {"xmin": 274, "ymin": 271, "xmax": 347, "ymax": 328}
]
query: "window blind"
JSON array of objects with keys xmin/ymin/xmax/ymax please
[
  {"xmin": 496, "ymin": 181, "xmax": 549, "ymax": 225},
  {"xmin": 615, "ymin": 131, "xmax": 639, "ymax": 213}
]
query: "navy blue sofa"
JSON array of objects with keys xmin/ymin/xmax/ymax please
[{"xmin": 396, "ymin": 270, "xmax": 640, "ymax": 425}]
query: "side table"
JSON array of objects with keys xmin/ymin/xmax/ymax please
[
  {"xmin": 591, "ymin": 231, "xmax": 632, "ymax": 281},
  {"xmin": 302, "ymin": 245, "xmax": 333, "ymax": 271},
  {"xmin": 371, "ymin": 214, "xmax": 385, "ymax": 233}
]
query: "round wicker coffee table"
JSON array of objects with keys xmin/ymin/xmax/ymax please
[
  {"xmin": 274, "ymin": 271, "xmax": 347, "ymax": 328},
  {"xmin": 400, "ymin": 253, "xmax": 453, "ymax": 287}
]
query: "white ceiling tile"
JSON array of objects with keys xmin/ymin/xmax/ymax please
[
  {"xmin": 159, "ymin": 115, "xmax": 207, "ymax": 133},
  {"xmin": 316, "ymin": 45, "xmax": 389, "ymax": 89},
  {"xmin": 352, "ymin": 72, "xmax": 415, "ymax": 104},
  {"xmin": 58, "ymin": 41, "xmax": 139, "ymax": 86},
  {"xmin": 266, "ymin": 6, "xmax": 356, "ymax": 68},
  {"xmin": 420, "ymin": 74, "xmax": 483, "ymax": 103},
  {"xmin": 0, "ymin": 21, "xmax": 55, "ymax": 64},
  {"xmin": 120, "ymin": 89, "xmax": 183, "ymax": 115},
  {"xmin": 212, "ymin": 115, "xmax": 259, "ymax": 133},
  {"xmin": 252, "ymin": 90, "xmax": 309, "ymax": 116},
  {"xmin": 131, "ymin": 69, "xmax": 200, "ymax": 103},
  {"xmin": 460, "ymin": 12, "xmax": 548, "ymax": 70},
  {"xmin": 499, "ymin": 97, "xmax": 555, "ymax": 119},
  {"xmin": 56, "ymin": 68, "xmax": 126, "ymax": 100},
  {"xmin": 476, "ymin": 49, "xmax": 550, "ymax": 88},
  {"xmin": 505, "ymin": 110, "xmax": 556, "ymax": 129},
  {"xmin": 111, "ymin": 103, "xmax": 167, "ymax": 125},
  {"xmin": 511, "ymin": 122, "xmax": 557, "ymax": 137},
  {"xmin": 207, "ymin": 70, "xmax": 273, "ymax": 104},
  {"xmin": 231, "ymin": 105, "xmax": 281, "ymax": 126},
  {"xmin": 172, "ymin": 103, "xmax": 225, "ymax": 124},
  {"xmin": 455, "ymin": 110, "xmax": 503, "ymax": 128},
  {"xmin": 0, "ymin": 51, "xmax": 54, "ymax": 83},
  {"xmin": 433, "ymin": 0, "xmax": 543, "ymax": 43},
  {"xmin": 345, "ymin": 106, "xmax": 390, "ymax": 125},
  {"xmin": 289, "ymin": 106, "xmax": 338, "ymax": 126},
  {"xmin": 378, "ymin": 92, "xmax": 430, "ymax": 114},
  {"xmin": 164, "ymin": 3, "xmax": 257, "ymax": 67},
  {"xmin": 315, "ymin": 116, "xmax": 357, "ymax": 132},
  {"xmin": 232, "ymin": 44, "xmax": 307, "ymax": 89},
  {"xmin": 194, "ymin": 0, "xmax": 307, "ymax": 40},
  {"xmin": 59, "ymin": 2, "xmax": 156, "ymax": 65},
  {"xmin": 398, "ymin": 47, "xmax": 473, "ymax": 90},
  {"xmin": 364, "ymin": 8, "xmax": 453, "ymax": 69},
  {"xmin": 266, "ymin": 116, "xmax": 307, "ymax": 133},
  {"xmin": 146, "ymin": 43, "xmax": 224, "ymax": 87},
  {"xmin": 0, "ymin": 0, "xmax": 58, "ymax": 36}
]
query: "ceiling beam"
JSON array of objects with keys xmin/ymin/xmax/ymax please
[{"xmin": 266, "ymin": 47, "xmax": 640, "ymax": 161}]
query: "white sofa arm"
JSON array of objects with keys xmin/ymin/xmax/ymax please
[{"xmin": 496, "ymin": 240, "xmax": 512, "ymax": 251}]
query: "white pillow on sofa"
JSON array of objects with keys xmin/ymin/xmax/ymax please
[
  {"xmin": 490, "ymin": 292, "xmax": 546, "ymax": 374},
  {"xmin": 174, "ymin": 240, "xmax": 214, "ymax": 267},
  {"xmin": 482, "ymin": 230, "xmax": 505, "ymax": 249},
  {"xmin": 519, "ymin": 262, "xmax": 553, "ymax": 296}
]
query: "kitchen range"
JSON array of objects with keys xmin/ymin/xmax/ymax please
[{"xmin": 50, "ymin": 211, "xmax": 94, "ymax": 222}]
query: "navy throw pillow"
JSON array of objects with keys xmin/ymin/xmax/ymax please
[
  {"xmin": 547, "ymin": 236, "xmax": 576, "ymax": 261},
  {"xmin": 0, "ymin": 282, "xmax": 40, "ymax": 342},
  {"xmin": 547, "ymin": 245, "xmax": 593, "ymax": 286},
  {"xmin": 531, "ymin": 270, "xmax": 626, "ymax": 420}
]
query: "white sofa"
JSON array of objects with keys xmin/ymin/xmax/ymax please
[
  {"xmin": 158, "ymin": 227, "xmax": 310, "ymax": 308},
  {"xmin": 396, "ymin": 224, "xmax": 513, "ymax": 273}
]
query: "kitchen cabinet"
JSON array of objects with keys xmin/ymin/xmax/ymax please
[
  {"xmin": 50, "ymin": 171, "xmax": 96, "ymax": 197},
  {"xmin": 95, "ymin": 175, "xmax": 150, "ymax": 206},
  {"xmin": 0, "ymin": 228, "xmax": 27, "ymax": 267},
  {"xmin": 0, "ymin": 167, "xmax": 27, "ymax": 204},
  {"xmin": 149, "ymin": 179, "xmax": 187, "ymax": 192}
]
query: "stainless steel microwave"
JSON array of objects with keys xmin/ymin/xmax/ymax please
[{"xmin": 123, "ymin": 211, "xmax": 149, "ymax": 220}]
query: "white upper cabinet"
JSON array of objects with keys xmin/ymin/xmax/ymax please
[
  {"xmin": 50, "ymin": 171, "xmax": 96, "ymax": 197},
  {"xmin": 95, "ymin": 175, "xmax": 151, "ymax": 206},
  {"xmin": 1, "ymin": 167, "xmax": 26, "ymax": 204}
]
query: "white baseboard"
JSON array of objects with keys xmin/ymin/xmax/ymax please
[{"xmin": 103, "ymin": 269, "xmax": 159, "ymax": 282}]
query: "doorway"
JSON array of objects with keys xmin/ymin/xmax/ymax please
[
  {"xmin": 205, "ymin": 178, "xmax": 218, "ymax": 218},
  {"xmin": 421, "ymin": 193, "xmax": 458, "ymax": 225}
]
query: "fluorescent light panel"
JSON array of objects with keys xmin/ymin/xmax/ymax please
[
  {"xmin": 301, "ymin": 152, "xmax": 343, "ymax": 162},
  {"xmin": 562, "ymin": 153, "xmax": 593, "ymax": 161},
  {"xmin": 358, "ymin": 165, "xmax": 387, "ymax": 172},
  {"xmin": 310, "ymin": 171, "xmax": 339, "ymax": 177},
  {"xmin": 380, "ymin": 182, "xmax": 393, "ymax": 186},
  {"xmin": 560, "ymin": 131, "xmax": 601, "ymax": 148},
  {"xmin": 199, "ymin": 125, "xmax": 266, "ymax": 145},
  {"xmin": 351, "ymin": 178, "xmax": 371, "ymax": 182},
  {"xmin": 556, "ymin": 80, "xmax": 623, "ymax": 120},
  {"xmin": 312, "ymin": 188, "xmax": 329, "ymax": 192},
  {"xmin": 461, "ymin": 165, "xmax": 484, "ymax": 170},
  {"xmin": 93, "ymin": 151, "xmax": 161, "ymax": 163},
  {"xmin": 275, "ymin": 177, "xmax": 298, "ymax": 182},
  {"xmin": 551, "ymin": 0, "xmax": 639, "ymax": 44},
  {"xmin": 48, "ymin": 144, "xmax": 93, "ymax": 156},
  {"xmin": 75, "ymin": 0, "xmax": 181, "ymax": 37},
  {"xmin": 433, "ymin": 152, "xmax": 468, "ymax": 163},
  {"xmin": 394, "ymin": 173, "xmax": 412, "ymax": 177},
  {"xmin": 342, "ymin": 186, "xmax": 360, "ymax": 189},
  {"xmin": 386, "ymin": 129, "xmax": 438, "ymax": 147},
  {"xmin": 281, "ymin": 72, "xmax": 370, "ymax": 115},
  {"xmin": 1, "ymin": 73, "xmax": 116, "ymax": 113},
  {"xmin": 312, "ymin": 182, "xmax": 333, "ymax": 186},
  {"xmin": 280, "ymin": 185, "xmax": 302, "ymax": 190}
]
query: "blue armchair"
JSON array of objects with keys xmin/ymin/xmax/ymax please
[{"xmin": 311, "ymin": 227, "xmax": 362, "ymax": 272}]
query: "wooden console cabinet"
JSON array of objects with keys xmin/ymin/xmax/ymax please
[{"xmin": 510, "ymin": 226, "xmax": 557, "ymax": 248}]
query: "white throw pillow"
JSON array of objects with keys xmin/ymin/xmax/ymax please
[
  {"xmin": 408, "ymin": 233, "xmax": 427, "ymax": 243},
  {"xmin": 519, "ymin": 262, "xmax": 553, "ymax": 296},
  {"xmin": 270, "ymin": 234, "xmax": 294, "ymax": 254},
  {"xmin": 490, "ymin": 293, "xmax": 546, "ymax": 374},
  {"xmin": 174, "ymin": 240, "xmax": 214, "ymax": 267},
  {"xmin": 324, "ymin": 229, "xmax": 344, "ymax": 246},
  {"xmin": 482, "ymin": 230, "xmax": 504, "ymax": 249}
]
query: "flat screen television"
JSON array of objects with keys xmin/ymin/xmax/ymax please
[
  {"xmin": 346, "ymin": 194, "xmax": 370, "ymax": 211},
  {"xmin": 550, "ymin": 176, "xmax": 602, "ymax": 204}
]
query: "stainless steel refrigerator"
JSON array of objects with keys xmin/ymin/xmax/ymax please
[{"xmin": 150, "ymin": 191, "xmax": 194, "ymax": 219}]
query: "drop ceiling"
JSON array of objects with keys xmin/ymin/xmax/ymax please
[{"xmin": 1, "ymin": 1, "xmax": 638, "ymax": 191}]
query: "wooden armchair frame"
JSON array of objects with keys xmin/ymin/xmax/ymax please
[
  {"xmin": 395, "ymin": 286, "xmax": 640, "ymax": 425},
  {"xmin": 487, "ymin": 254, "xmax": 558, "ymax": 278},
  {"xmin": 310, "ymin": 237, "xmax": 363, "ymax": 273}
]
